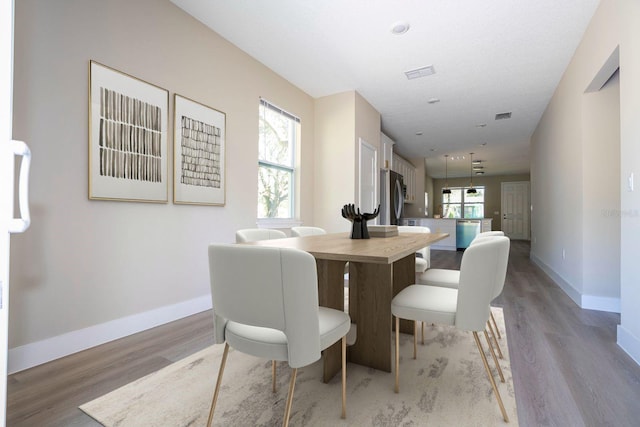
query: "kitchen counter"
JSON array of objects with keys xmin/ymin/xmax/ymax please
[{"xmin": 401, "ymin": 218, "xmax": 492, "ymax": 251}]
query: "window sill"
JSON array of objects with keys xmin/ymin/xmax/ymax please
[{"xmin": 256, "ymin": 218, "xmax": 303, "ymax": 230}]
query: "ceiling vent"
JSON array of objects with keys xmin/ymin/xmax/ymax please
[
  {"xmin": 405, "ymin": 65, "xmax": 435, "ymax": 80},
  {"xmin": 495, "ymin": 112, "xmax": 512, "ymax": 120}
]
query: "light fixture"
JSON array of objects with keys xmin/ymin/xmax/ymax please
[
  {"xmin": 442, "ymin": 154, "xmax": 451, "ymax": 194},
  {"xmin": 391, "ymin": 21, "xmax": 410, "ymax": 35},
  {"xmin": 427, "ymin": 97, "xmax": 441, "ymax": 104},
  {"xmin": 467, "ymin": 152, "xmax": 477, "ymax": 194}
]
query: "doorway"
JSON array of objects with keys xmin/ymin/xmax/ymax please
[{"xmin": 501, "ymin": 181, "xmax": 530, "ymax": 240}]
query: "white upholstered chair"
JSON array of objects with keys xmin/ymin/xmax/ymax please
[
  {"xmin": 291, "ymin": 226, "xmax": 351, "ymax": 279},
  {"xmin": 397, "ymin": 226, "xmax": 431, "ymax": 273},
  {"xmin": 207, "ymin": 244, "xmax": 351, "ymax": 427},
  {"xmin": 291, "ymin": 226, "xmax": 327, "ymax": 237},
  {"xmin": 390, "ymin": 236, "xmax": 510, "ymax": 422},
  {"xmin": 235, "ymin": 228, "xmax": 287, "ymax": 243},
  {"xmin": 416, "ymin": 232, "xmax": 508, "ymax": 351}
]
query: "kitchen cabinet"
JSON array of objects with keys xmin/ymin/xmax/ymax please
[
  {"xmin": 392, "ymin": 153, "xmax": 416, "ymax": 204},
  {"xmin": 380, "ymin": 132, "xmax": 394, "ymax": 171}
]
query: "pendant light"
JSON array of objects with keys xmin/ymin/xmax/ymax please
[
  {"xmin": 467, "ymin": 152, "xmax": 477, "ymax": 194},
  {"xmin": 442, "ymin": 154, "xmax": 451, "ymax": 194}
]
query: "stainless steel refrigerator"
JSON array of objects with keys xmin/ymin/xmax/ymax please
[{"xmin": 379, "ymin": 169, "xmax": 404, "ymax": 225}]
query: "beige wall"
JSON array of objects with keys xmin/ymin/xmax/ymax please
[
  {"xmin": 314, "ymin": 91, "xmax": 380, "ymax": 232},
  {"xmin": 530, "ymin": 0, "xmax": 620, "ymax": 303},
  {"xmin": 10, "ymin": 0, "xmax": 315, "ymax": 359},
  {"xmin": 432, "ymin": 174, "xmax": 531, "ymax": 229},
  {"xmin": 314, "ymin": 92, "xmax": 355, "ymax": 232},
  {"xmin": 583, "ymin": 71, "xmax": 620, "ymax": 298}
]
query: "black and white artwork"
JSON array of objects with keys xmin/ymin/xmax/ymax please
[
  {"xmin": 173, "ymin": 94, "xmax": 226, "ymax": 205},
  {"xmin": 89, "ymin": 61, "xmax": 168, "ymax": 202}
]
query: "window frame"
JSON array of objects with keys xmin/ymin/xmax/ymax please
[
  {"xmin": 441, "ymin": 186, "xmax": 485, "ymax": 219},
  {"xmin": 256, "ymin": 99, "xmax": 301, "ymax": 227}
]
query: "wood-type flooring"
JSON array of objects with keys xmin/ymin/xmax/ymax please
[{"xmin": 7, "ymin": 240, "xmax": 640, "ymax": 426}]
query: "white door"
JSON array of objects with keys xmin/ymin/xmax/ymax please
[
  {"xmin": 0, "ymin": 0, "xmax": 14, "ymax": 421},
  {"xmin": 358, "ymin": 138, "xmax": 377, "ymax": 214},
  {"xmin": 1, "ymin": 2, "xmax": 31, "ymax": 424},
  {"xmin": 501, "ymin": 181, "xmax": 530, "ymax": 240}
]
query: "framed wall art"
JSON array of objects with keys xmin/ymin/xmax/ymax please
[
  {"xmin": 173, "ymin": 94, "xmax": 226, "ymax": 206},
  {"xmin": 89, "ymin": 60, "xmax": 169, "ymax": 202}
]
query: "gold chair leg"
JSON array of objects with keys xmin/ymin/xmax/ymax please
[
  {"xmin": 484, "ymin": 330, "xmax": 505, "ymax": 383},
  {"xmin": 282, "ymin": 368, "xmax": 298, "ymax": 427},
  {"xmin": 272, "ymin": 360, "xmax": 277, "ymax": 393},
  {"xmin": 413, "ymin": 321, "xmax": 418, "ymax": 359},
  {"xmin": 207, "ymin": 343, "xmax": 229, "ymax": 427},
  {"xmin": 474, "ymin": 332, "xmax": 509, "ymax": 423},
  {"xmin": 341, "ymin": 336, "xmax": 347, "ymax": 419},
  {"xmin": 487, "ymin": 320, "xmax": 504, "ymax": 359},
  {"xmin": 421, "ymin": 321, "xmax": 425, "ymax": 345},
  {"xmin": 491, "ymin": 311, "xmax": 502, "ymax": 339},
  {"xmin": 394, "ymin": 316, "xmax": 400, "ymax": 393}
]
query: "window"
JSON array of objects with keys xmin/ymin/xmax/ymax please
[
  {"xmin": 442, "ymin": 187, "xmax": 485, "ymax": 218},
  {"xmin": 257, "ymin": 99, "xmax": 300, "ymax": 219}
]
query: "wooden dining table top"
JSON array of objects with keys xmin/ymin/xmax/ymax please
[{"xmin": 247, "ymin": 231, "xmax": 449, "ymax": 264}]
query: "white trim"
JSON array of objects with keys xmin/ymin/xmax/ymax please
[
  {"xmin": 581, "ymin": 295, "xmax": 621, "ymax": 313},
  {"xmin": 530, "ymin": 253, "xmax": 621, "ymax": 313},
  {"xmin": 617, "ymin": 325, "xmax": 640, "ymax": 365},
  {"xmin": 530, "ymin": 252, "xmax": 582, "ymax": 307},
  {"xmin": 7, "ymin": 295, "xmax": 211, "ymax": 374}
]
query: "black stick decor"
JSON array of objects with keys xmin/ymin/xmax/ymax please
[{"xmin": 341, "ymin": 204, "xmax": 380, "ymax": 239}]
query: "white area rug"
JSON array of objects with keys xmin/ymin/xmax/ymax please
[{"xmin": 80, "ymin": 308, "xmax": 517, "ymax": 426}]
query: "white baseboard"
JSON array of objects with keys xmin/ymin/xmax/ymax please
[
  {"xmin": 530, "ymin": 253, "xmax": 582, "ymax": 307},
  {"xmin": 581, "ymin": 295, "xmax": 621, "ymax": 313},
  {"xmin": 8, "ymin": 295, "xmax": 212, "ymax": 374},
  {"xmin": 617, "ymin": 325, "xmax": 640, "ymax": 365},
  {"xmin": 529, "ymin": 253, "xmax": 620, "ymax": 313}
]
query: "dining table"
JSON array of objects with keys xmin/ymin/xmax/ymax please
[{"xmin": 247, "ymin": 230, "xmax": 449, "ymax": 382}]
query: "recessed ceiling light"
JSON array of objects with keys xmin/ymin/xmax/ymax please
[
  {"xmin": 473, "ymin": 166, "xmax": 484, "ymax": 170},
  {"xmin": 472, "ymin": 159, "xmax": 483, "ymax": 164},
  {"xmin": 429, "ymin": 148, "xmax": 437, "ymax": 152},
  {"xmin": 416, "ymin": 131, "xmax": 423, "ymax": 135},
  {"xmin": 476, "ymin": 123, "xmax": 487, "ymax": 128},
  {"xmin": 405, "ymin": 65, "xmax": 435, "ymax": 80},
  {"xmin": 475, "ymin": 171, "xmax": 485, "ymax": 175},
  {"xmin": 390, "ymin": 21, "xmax": 410, "ymax": 35},
  {"xmin": 427, "ymin": 98, "xmax": 440, "ymax": 104},
  {"xmin": 479, "ymin": 142, "xmax": 487, "ymax": 146}
]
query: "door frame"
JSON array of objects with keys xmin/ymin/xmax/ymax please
[{"xmin": 358, "ymin": 138, "xmax": 378, "ymax": 213}]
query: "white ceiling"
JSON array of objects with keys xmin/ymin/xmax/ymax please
[{"xmin": 171, "ymin": 0, "xmax": 600, "ymax": 178}]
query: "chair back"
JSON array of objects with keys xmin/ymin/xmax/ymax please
[
  {"xmin": 235, "ymin": 228, "xmax": 287, "ymax": 243},
  {"xmin": 291, "ymin": 226, "xmax": 327, "ymax": 237},
  {"xmin": 472, "ymin": 231, "xmax": 504, "ymax": 243},
  {"xmin": 208, "ymin": 244, "xmax": 322, "ymax": 367},
  {"xmin": 398, "ymin": 226, "xmax": 431, "ymax": 259},
  {"xmin": 455, "ymin": 236, "xmax": 510, "ymax": 331}
]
